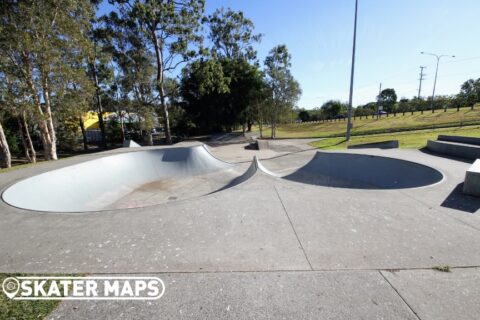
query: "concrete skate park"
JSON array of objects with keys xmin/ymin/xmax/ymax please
[{"xmin": 1, "ymin": 138, "xmax": 480, "ymax": 319}]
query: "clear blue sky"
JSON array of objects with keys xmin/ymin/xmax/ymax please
[{"xmin": 100, "ymin": 0, "xmax": 480, "ymax": 109}]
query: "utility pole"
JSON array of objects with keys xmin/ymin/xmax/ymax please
[
  {"xmin": 376, "ymin": 83, "xmax": 382, "ymax": 120},
  {"xmin": 417, "ymin": 66, "xmax": 426, "ymax": 98},
  {"xmin": 346, "ymin": 0, "xmax": 358, "ymax": 141}
]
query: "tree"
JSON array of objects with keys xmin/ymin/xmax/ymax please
[
  {"xmin": 378, "ymin": 88, "xmax": 397, "ymax": 113},
  {"xmin": 458, "ymin": 78, "xmax": 480, "ymax": 110},
  {"xmin": 180, "ymin": 57, "xmax": 231, "ymax": 134},
  {"xmin": 206, "ymin": 8, "xmax": 264, "ymax": 132},
  {"xmin": 0, "ymin": 0, "xmax": 94, "ymax": 160},
  {"xmin": 110, "ymin": 0, "xmax": 205, "ymax": 144},
  {"xmin": 264, "ymin": 45, "xmax": 301, "ymax": 138},
  {"xmin": 321, "ymin": 100, "xmax": 347, "ymax": 119},
  {"xmin": 297, "ymin": 109, "xmax": 311, "ymax": 122},
  {"xmin": 0, "ymin": 110, "xmax": 11, "ymax": 168},
  {"xmin": 102, "ymin": 11, "xmax": 158, "ymax": 145},
  {"xmin": 207, "ymin": 7, "xmax": 262, "ymax": 61},
  {"xmin": 397, "ymin": 98, "xmax": 411, "ymax": 116}
]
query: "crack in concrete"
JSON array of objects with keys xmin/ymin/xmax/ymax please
[
  {"xmin": 273, "ymin": 184, "xmax": 314, "ymax": 271},
  {"xmin": 72, "ymin": 265, "xmax": 480, "ymax": 276},
  {"xmin": 379, "ymin": 270, "xmax": 422, "ymax": 320}
]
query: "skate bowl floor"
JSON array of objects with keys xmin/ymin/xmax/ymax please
[
  {"xmin": 282, "ymin": 152, "xmax": 444, "ymax": 189},
  {"xmin": 1, "ymin": 145, "xmax": 240, "ymax": 213}
]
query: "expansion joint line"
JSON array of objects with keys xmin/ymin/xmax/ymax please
[
  {"xmin": 273, "ymin": 185, "xmax": 314, "ymax": 271},
  {"xmin": 379, "ymin": 271, "xmax": 422, "ymax": 320}
]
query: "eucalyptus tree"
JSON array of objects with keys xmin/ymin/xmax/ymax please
[
  {"xmin": 202, "ymin": 8, "xmax": 265, "ymax": 132},
  {"xmin": 102, "ymin": 10, "xmax": 159, "ymax": 145},
  {"xmin": 207, "ymin": 7, "xmax": 262, "ymax": 61},
  {"xmin": 0, "ymin": 0, "xmax": 94, "ymax": 160},
  {"xmin": 0, "ymin": 81, "xmax": 11, "ymax": 167},
  {"xmin": 264, "ymin": 45, "xmax": 301, "ymax": 138},
  {"xmin": 0, "ymin": 121, "xmax": 11, "ymax": 169},
  {"xmin": 109, "ymin": 0, "xmax": 205, "ymax": 144},
  {"xmin": 0, "ymin": 62, "xmax": 37, "ymax": 163}
]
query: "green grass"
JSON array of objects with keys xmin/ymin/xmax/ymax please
[
  {"xmin": 255, "ymin": 107, "xmax": 480, "ymax": 139},
  {"xmin": 0, "ymin": 274, "xmax": 62, "ymax": 320},
  {"xmin": 310, "ymin": 125, "xmax": 480, "ymax": 150},
  {"xmin": 432, "ymin": 265, "xmax": 452, "ymax": 273}
]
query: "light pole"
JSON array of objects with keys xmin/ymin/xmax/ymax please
[
  {"xmin": 346, "ymin": 0, "xmax": 358, "ymax": 141},
  {"xmin": 421, "ymin": 52, "xmax": 455, "ymax": 113}
]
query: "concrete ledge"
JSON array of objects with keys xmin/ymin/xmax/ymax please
[
  {"xmin": 257, "ymin": 139, "xmax": 269, "ymax": 150},
  {"xmin": 463, "ymin": 159, "xmax": 480, "ymax": 196},
  {"xmin": 347, "ymin": 140, "xmax": 399, "ymax": 149},
  {"xmin": 438, "ymin": 135, "xmax": 480, "ymax": 146},
  {"xmin": 427, "ymin": 140, "xmax": 480, "ymax": 160}
]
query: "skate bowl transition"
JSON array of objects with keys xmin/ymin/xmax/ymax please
[
  {"xmin": 2, "ymin": 145, "xmax": 236, "ymax": 212},
  {"xmin": 1, "ymin": 145, "xmax": 444, "ymax": 213},
  {"xmin": 283, "ymin": 152, "xmax": 444, "ymax": 189}
]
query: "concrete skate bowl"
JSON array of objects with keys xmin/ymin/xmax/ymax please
[
  {"xmin": 2, "ymin": 145, "xmax": 241, "ymax": 213},
  {"xmin": 282, "ymin": 152, "xmax": 444, "ymax": 189}
]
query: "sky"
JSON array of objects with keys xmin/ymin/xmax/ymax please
[{"xmin": 100, "ymin": 0, "xmax": 480, "ymax": 109}]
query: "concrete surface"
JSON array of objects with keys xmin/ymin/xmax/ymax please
[
  {"xmin": 51, "ymin": 271, "xmax": 417, "ymax": 320},
  {"xmin": 347, "ymin": 140, "xmax": 399, "ymax": 149},
  {"xmin": 282, "ymin": 152, "xmax": 443, "ymax": 189},
  {"xmin": 122, "ymin": 139, "xmax": 141, "ymax": 148},
  {"xmin": 2, "ymin": 145, "xmax": 234, "ymax": 212},
  {"xmin": 427, "ymin": 139, "xmax": 480, "ymax": 160},
  {"xmin": 438, "ymin": 135, "xmax": 480, "ymax": 146},
  {"xmin": 381, "ymin": 268, "xmax": 480, "ymax": 320},
  {"xmin": 463, "ymin": 159, "xmax": 480, "ymax": 196},
  {"xmin": 1, "ymin": 139, "xmax": 479, "ymax": 319}
]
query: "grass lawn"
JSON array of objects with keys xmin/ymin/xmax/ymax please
[
  {"xmin": 310, "ymin": 125, "xmax": 480, "ymax": 150},
  {"xmin": 254, "ymin": 107, "xmax": 480, "ymax": 139},
  {"xmin": 0, "ymin": 274, "xmax": 62, "ymax": 320}
]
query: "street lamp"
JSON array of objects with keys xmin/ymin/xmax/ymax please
[
  {"xmin": 421, "ymin": 52, "xmax": 455, "ymax": 113},
  {"xmin": 346, "ymin": 0, "xmax": 358, "ymax": 141}
]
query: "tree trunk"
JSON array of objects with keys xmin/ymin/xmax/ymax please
[
  {"xmin": 40, "ymin": 73, "xmax": 58, "ymax": 160},
  {"xmin": 91, "ymin": 47, "xmax": 107, "ymax": 149},
  {"xmin": 247, "ymin": 120, "xmax": 252, "ymax": 132},
  {"xmin": 146, "ymin": 132, "xmax": 153, "ymax": 146},
  {"xmin": 159, "ymin": 86, "xmax": 172, "ymax": 144},
  {"xmin": 152, "ymin": 28, "xmax": 172, "ymax": 145},
  {"xmin": 17, "ymin": 115, "xmax": 36, "ymax": 164},
  {"xmin": 22, "ymin": 114, "xmax": 36, "ymax": 164},
  {"xmin": 22, "ymin": 51, "xmax": 56, "ymax": 161},
  {"xmin": 78, "ymin": 116, "xmax": 88, "ymax": 151},
  {"xmin": 0, "ymin": 122, "xmax": 12, "ymax": 169}
]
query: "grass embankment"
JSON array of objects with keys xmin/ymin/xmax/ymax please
[
  {"xmin": 0, "ymin": 274, "xmax": 62, "ymax": 320},
  {"xmin": 310, "ymin": 125, "xmax": 480, "ymax": 150},
  {"xmin": 257, "ymin": 107, "xmax": 480, "ymax": 139}
]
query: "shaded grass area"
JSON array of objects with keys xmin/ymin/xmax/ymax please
[
  {"xmin": 0, "ymin": 274, "xmax": 64, "ymax": 320},
  {"xmin": 256, "ymin": 107, "xmax": 480, "ymax": 139},
  {"xmin": 310, "ymin": 125, "xmax": 480, "ymax": 150}
]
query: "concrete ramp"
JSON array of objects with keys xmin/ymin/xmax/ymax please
[
  {"xmin": 2, "ymin": 145, "xmax": 233, "ymax": 212},
  {"xmin": 123, "ymin": 139, "xmax": 141, "ymax": 148},
  {"xmin": 213, "ymin": 156, "xmax": 278, "ymax": 192},
  {"xmin": 283, "ymin": 152, "xmax": 444, "ymax": 189}
]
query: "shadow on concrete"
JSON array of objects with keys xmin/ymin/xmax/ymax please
[
  {"xmin": 419, "ymin": 147, "xmax": 473, "ymax": 164},
  {"xmin": 441, "ymin": 183, "xmax": 480, "ymax": 214},
  {"xmin": 283, "ymin": 152, "xmax": 444, "ymax": 190}
]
